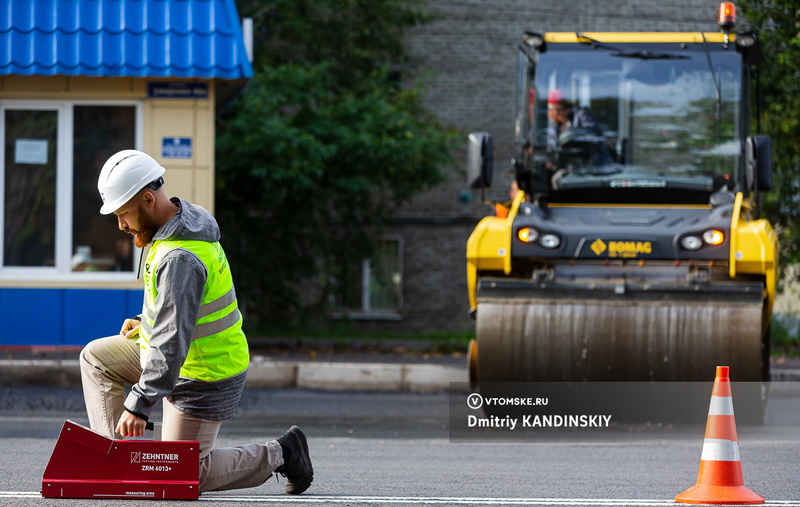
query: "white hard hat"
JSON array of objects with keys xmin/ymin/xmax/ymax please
[{"xmin": 97, "ymin": 150, "xmax": 166, "ymax": 215}]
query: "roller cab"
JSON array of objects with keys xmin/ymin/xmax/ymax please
[{"xmin": 466, "ymin": 27, "xmax": 777, "ymax": 388}]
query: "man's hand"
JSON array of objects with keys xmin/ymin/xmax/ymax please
[
  {"xmin": 116, "ymin": 411, "xmax": 147, "ymax": 438},
  {"xmin": 120, "ymin": 318, "xmax": 141, "ymax": 340}
]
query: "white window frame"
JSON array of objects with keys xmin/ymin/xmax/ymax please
[
  {"xmin": 336, "ymin": 234, "xmax": 404, "ymax": 320},
  {"xmin": 0, "ymin": 99, "xmax": 144, "ymax": 282}
]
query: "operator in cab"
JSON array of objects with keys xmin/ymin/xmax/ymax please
[
  {"xmin": 546, "ymin": 89, "xmax": 602, "ymax": 151},
  {"xmin": 545, "ymin": 89, "xmax": 614, "ymax": 187}
]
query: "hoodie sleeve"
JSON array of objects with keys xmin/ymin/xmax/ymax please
[{"xmin": 123, "ymin": 249, "xmax": 207, "ymax": 420}]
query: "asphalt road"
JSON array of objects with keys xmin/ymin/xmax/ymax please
[{"xmin": 1, "ymin": 386, "xmax": 799, "ymax": 506}]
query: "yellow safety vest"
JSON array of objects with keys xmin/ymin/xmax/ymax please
[{"xmin": 138, "ymin": 239, "xmax": 249, "ymax": 381}]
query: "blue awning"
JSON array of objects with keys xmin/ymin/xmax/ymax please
[{"xmin": 0, "ymin": 0, "xmax": 253, "ymax": 79}]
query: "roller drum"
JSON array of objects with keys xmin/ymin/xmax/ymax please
[{"xmin": 476, "ymin": 298, "xmax": 764, "ymax": 383}]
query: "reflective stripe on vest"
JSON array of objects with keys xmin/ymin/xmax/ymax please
[
  {"xmin": 138, "ymin": 239, "xmax": 249, "ymax": 382},
  {"xmin": 140, "ymin": 286, "xmax": 241, "ymax": 340}
]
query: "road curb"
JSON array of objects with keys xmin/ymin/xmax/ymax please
[
  {"xmin": 1, "ymin": 359, "xmax": 797, "ymax": 390},
  {"xmin": 770, "ymin": 369, "xmax": 800, "ymax": 382},
  {"xmin": 0, "ymin": 359, "xmax": 82, "ymax": 388},
  {"xmin": 0, "ymin": 359, "xmax": 468, "ymax": 392}
]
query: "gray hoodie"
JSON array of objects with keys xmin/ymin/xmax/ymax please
[{"xmin": 124, "ymin": 198, "xmax": 247, "ymax": 421}]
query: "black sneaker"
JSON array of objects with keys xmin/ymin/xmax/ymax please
[{"xmin": 276, "ymin": 426, "xmax": 313, "ymax": 494}]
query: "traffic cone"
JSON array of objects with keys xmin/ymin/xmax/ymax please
[{"xmin": 675, "ymin": 366, "xmax": 764, "ymax": 505}]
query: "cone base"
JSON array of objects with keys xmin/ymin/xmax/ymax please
[{"xmin": 675, "ymin": 484, "xmax": 765, "ymax": 505}]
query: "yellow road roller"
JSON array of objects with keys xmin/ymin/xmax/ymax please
[{"xmin": 465, "ymin": 7, "xmax": 777, "ymax": 391}]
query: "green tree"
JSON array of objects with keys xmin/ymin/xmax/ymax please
[
  {"xmin": 216, "ymin": 1, "xmax": 459, "ymax": 328},
  {"xmin": 739, "ymin": 1, "xmax": 800, "ymax": 269}
]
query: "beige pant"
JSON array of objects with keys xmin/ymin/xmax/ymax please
[{"xmin": 79, "ymin": 334, "xmax": 283, "ymax": 492}]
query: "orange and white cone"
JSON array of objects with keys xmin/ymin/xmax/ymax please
[{"xmin": 675, "ymin": 366, "xmax": 764, "ymax": 505}]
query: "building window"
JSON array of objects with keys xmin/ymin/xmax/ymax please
[
  {"xmin": 71, "ymin": 105, "xmax": 138, "ymax": 273},
  {"xmin": 0, "ymin": 100, "xmax": 142, "ymax": 280},
  {"xmin": 337, "ymin": 236, "xmax": 403, "ymax": 319},
  {"xmin": 3, "ymin": 109, "xmax": 58, "ymax": 267}
]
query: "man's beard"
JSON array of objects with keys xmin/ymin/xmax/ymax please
[
  {"xmin": 127, "ymin": 209, "xmax": 160, "ymax": 248},
  {"xmin": 134, "ymin": 228, "xmax": 156, "ymax": 249}
]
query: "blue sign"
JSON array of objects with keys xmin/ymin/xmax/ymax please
[
  {"xmin": 162, "ymin": 137, "xmax": 192, "ymax": 159},
  {"xmin": 148, "ymin": 82, "xmax": 209, "ymax": 99}
]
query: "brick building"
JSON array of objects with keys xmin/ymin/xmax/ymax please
[{"xmin": 342, "ymin": 0, "xmax": 728, "ymax": 334}]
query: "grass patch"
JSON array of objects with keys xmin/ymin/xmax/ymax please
[
  {"xmin": 246, "ymin": 322, "xmax": 473, "ymax": 353},
  {"xmin": 771, "ymin": 313, "xmax": 800, "ymax": 356},
  {"xmin": 250, "ymin": 313, "xmax": 800, "ymax": 357}
]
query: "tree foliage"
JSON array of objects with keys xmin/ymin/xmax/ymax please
[
  {"xmin": 739, "ymin": 1, "xmax": 800, "ymax": 269},
  {"xmin": 216, "ymin": 0, "xmax": 459, "ymax": 328}
]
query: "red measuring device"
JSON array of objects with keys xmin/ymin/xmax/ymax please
[{"xmin": 42, "ymin": 420, "xmax": 199, "ymax": 500}]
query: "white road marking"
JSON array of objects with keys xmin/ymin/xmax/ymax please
[
  {"xmin": 197, "ymin": 495, "xmax": 800, "ymax": 506},
  {"xmin": 4, "ymin": 491, "xmax": 800, "ymax": 506}
]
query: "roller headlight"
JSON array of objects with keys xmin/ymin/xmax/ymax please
[
  {"xmin": 680, "ymin": 235, "xmax": 703, "ymax": 251},
  {"xmin": 516, "ymin": 227, "xmax": 560, "ymax": 249},
  {"xmin": 540, "ymin": 234, "xmax": 561, "ymax": 249},
  {"xmin": 736, "ymin": 33, "xmax": 756, "ymax": 48},
  {"xmin": 703, "ymin": 229, "xmax": 725, "ymax": 246},
  {"xmin": 681, "ymin": 229, "xmax": 725, "ymax": 251},
  {"xmin": 517, "ymin": 227, "xmax": 539, "ymax": 243},
  {"xmin": 523, "ymin": 32, "xmax": 545, "ymax": 48}
]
